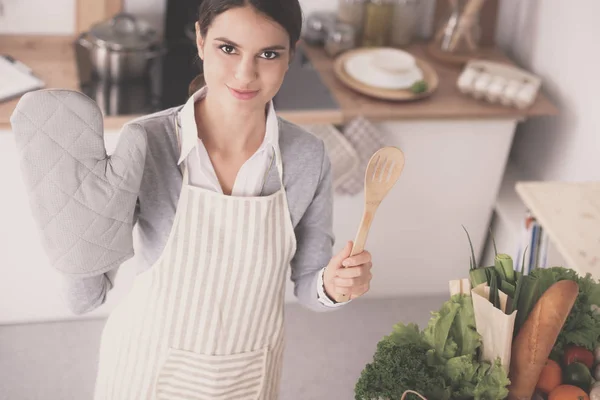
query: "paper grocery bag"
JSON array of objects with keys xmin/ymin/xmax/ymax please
[{"xmin": 471, "ymin": 283, "xmax": 517, "ymax": 374}]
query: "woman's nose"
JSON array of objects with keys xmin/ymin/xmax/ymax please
[{"xmin": 234, "ymin": 56, "xmax": 258, "ymax": 86}]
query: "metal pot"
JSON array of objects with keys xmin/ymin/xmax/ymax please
[
  {"xmin": 83, "ymin": 78, "xmax": 159, "ymax": 116},
  {"xmin": 77, "ymin": 13, "xmax": 165, "ymax": 82}
]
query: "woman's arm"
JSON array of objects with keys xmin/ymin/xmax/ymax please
[
  {"xmin": 10, "ymin": 90, "xmax": 147, "ymax": 315},
  {"xmin": 59, "ymin": 200, "xmax": 140, "ymax": 315},
  {"xmin": 290, "ymin": 141, "xmax": 343, "ymax": 312}
]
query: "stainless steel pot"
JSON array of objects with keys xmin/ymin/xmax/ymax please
[
  {"xmin": 84, "ymin": 78, "xmax": 158, "ymax": 116},
  {"xmin": 77, "ymin": 13, "xmax": 165, "ymax": 82}
]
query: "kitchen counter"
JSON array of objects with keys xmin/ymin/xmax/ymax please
[
  {"xmin": 303, "ymin": 43, "xmax": 558, "ymax": 121},
  {"xmin": 1, "ymin": 35, "xmax": 558, "ymax": 131}
]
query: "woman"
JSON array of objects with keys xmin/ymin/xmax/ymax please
[{"xmin": 81, "ymin": 0, "xmax": 372, "ymax": 398}]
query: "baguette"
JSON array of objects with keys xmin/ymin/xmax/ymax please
[{"xmin": 508, "ymin": 279, "xmax": 579, "ymax": 400}]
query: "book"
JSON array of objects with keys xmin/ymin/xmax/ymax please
[{"xmin": 0, "ymin": 55, "xmax": 45, "ymax": 102}]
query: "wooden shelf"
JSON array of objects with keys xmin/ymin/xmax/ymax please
[{"xmin": 515, "ymin": 181, "xmax": 600, "ymax": 277}]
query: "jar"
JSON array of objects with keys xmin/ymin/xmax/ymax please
[
  {"xmin": 337, "ymin": 0, "xmax": 367, "ymax": 39},
  {"xmin": 361, "ymin": 0, "xmax": 394, "ymax": 47},
  {"xmin": 433, "ymin": 0, "xmax": 484, "ymax": 54},
  {"xmin": 389, "ymin": 0, "xmax": 419, "ymax": 47},
  {"xmin": 302, "ymin": 11, "xmax": 336, "ymax": 46},
  {"xmin": 325, "ymin": 22, "xmax": 357, "ymax": 57}
]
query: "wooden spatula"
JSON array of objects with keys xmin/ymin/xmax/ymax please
[{"xmin": 334, "ymin": 146, "xmax": 405, "ymax": 303}]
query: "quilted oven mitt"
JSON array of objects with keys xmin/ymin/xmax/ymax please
[{"xmin": 10, "ymin": 89, "xmax": 147, "ymax": 277}]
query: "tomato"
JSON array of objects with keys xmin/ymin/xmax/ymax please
[{"xmin": 564, "ymin": 345, "xmax": 595, "ymax": 369}]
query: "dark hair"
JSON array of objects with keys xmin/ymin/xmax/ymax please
[{"xmin": 197, "ymin": 0, "xmax": 303, "ymax": 51}]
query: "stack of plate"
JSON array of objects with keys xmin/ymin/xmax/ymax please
[{"xmin": 333, "ymin": 47, "xmax": 438, "ymax": 101}]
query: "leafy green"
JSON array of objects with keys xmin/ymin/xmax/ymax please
[
  {"xmin": 410, "ymin": 80, "xmax": 428, "ymax": 94},
  {"xmin": 354, "ymin": 341, "xmax": 444, "ymax": 400},
  {"xmin": 387, "ymin": 322, "xmax": 427, "ymax": 347},
  {"xmin": 440, "ymin": 356, "xmax": 510, "ymax": 400},
  {"xmin": 355, "ymin": 295, "xmax": 510, "ymax": 400},
  {"xmin": 423, "ymin": 297, "xmax": 461, "ymax": 359},
  {"xmin": 472, "ymin": 359, "xmax": 511, "ymax": 400},
  {"xmin": 528, "ymin": 267, "xmax": 600, "ymax": 357}
]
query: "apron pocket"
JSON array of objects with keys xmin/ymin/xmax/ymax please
[{"xmin": 155, "ymin": 347, "xmax": 268, "ymax": 400}]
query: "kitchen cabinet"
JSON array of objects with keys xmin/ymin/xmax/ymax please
[{"xmin": 330, "ymin": 118, "xmax": 518, "ymax": 297}]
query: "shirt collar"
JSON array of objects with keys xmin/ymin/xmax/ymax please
[{"xmin": 177, "ymin": 86, "xmax": 279, "ymax": 165}]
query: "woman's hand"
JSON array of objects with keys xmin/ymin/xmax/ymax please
[{"xmin": 323, "ymin": 241, "xmax": 373, "ymax": 302}]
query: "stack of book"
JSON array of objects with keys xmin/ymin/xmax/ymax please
[{"xmin": 516, "ymin": 211, "xmax": 550, "ymax": 274}]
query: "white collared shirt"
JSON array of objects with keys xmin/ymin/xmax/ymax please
[
  {"xmin": 177, "ymin": 86, "xmax": 278, "ymax": 196},
  {"xmin": 177, "ymin": 87, "xmax": 343, "ymax": 307}
]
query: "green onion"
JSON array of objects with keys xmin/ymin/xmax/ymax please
[
  {"xmin": 489, "ymin": 270, "xmax": 502, "ymax": 311},
  {"xmin": 495, "ymin": 254, "xmax": 515, "ymax": 285}
]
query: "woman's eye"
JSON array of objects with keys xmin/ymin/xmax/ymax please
[
  {"xmin": 261, "ymin": 51, "xmax": 279, "ymax": 60},
  {"xmin": 219, "ymin": 45, "xmax": 236, "ymax": 54}
]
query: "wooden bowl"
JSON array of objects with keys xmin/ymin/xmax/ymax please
[{"xmin": 333, "ymin": 48, "xmax": 439, "ymax": 101}]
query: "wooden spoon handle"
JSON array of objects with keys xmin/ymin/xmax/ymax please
[
  {"xmin": 351, "ymin": 206, "xmax": 376, "ymax": 256},
  {"xmin": 333, "ymin": 204, "xmax": 377, "ymax": 303}
]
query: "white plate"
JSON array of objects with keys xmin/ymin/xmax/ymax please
[{"xmin": 343, "ymin": 49, "xmax": 423, "ymax": 90}]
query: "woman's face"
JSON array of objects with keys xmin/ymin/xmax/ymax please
[{"xmin": 196, "ymin": 6, "xmax": 292, "ymax": 111}]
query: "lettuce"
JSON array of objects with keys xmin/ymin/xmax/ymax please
[
  {"xmin": 424, "ymin": 294, "xmax": 481, "ymax": 361},
  {"xmin": 355, "ymin": 294, "xmax": 510, "ymax": 400}
]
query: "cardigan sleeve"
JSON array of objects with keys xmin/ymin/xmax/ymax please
[{"xmin": 289, "ymin": 140, "xmax": 349, "ymax": 312}]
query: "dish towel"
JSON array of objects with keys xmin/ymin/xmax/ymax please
[
  {"xmin": 302, "ymin": 124, "xmax": 360, "ymax": 194},
  {"xmin": 337, "ymin": 116, "xmax": 387, "ymax": 196}
]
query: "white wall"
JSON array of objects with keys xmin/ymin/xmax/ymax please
[
  {"xmin": 0, "ymin": 0, "xmax": 336, "ymax": 35},
  {"xmin": 0, "ymin": 0, "xmax": 436, "ymax": 38},
  {"xmin": 496, "ymin": 0, "xmax": 600, "ymax": 182},
  {"xmin": 0, "ymin": 0, "xmax": 74, "ymax": 34},
  {"xmin": 483, "ymin": 0, "xmax": 600, "ymax": 270}
]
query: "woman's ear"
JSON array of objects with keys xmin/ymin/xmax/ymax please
[{"xmin": 195, "ymin": 22, "xmax": 205, "ymax": 60}]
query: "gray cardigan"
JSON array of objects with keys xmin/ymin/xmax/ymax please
[{"xmin": 62, "ymin": 106, "xmax": 342, "ymax": 314}]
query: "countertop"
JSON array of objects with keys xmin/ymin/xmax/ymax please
[
  {"xmin": 516, "ymin": 181, "xmax": 600, "ymax": 278},
  {"xmin": 303, "ymin": 43, "xmax": 558, "ymax": 122},
  {"xmin": 1, "ymin": 35, "xmax": 558, "ymax": 131}
]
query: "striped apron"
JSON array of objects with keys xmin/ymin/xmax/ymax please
[{"xmin": 93, "ymin": 124, "xmax": 297, "ymax": 399}]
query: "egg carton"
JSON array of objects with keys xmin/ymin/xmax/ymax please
[{"xmin": 457, "ymin": 60, "xmax": 542, "ymax": 109}]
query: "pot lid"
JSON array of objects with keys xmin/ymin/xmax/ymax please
[{"xmin": 89, "ymin": 13, "xmax": 159, "ymax": 50}]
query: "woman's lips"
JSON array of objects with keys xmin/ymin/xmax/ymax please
[{"xmin": 227, "ymin": 86, "xmax": 260, "ymax": 100}]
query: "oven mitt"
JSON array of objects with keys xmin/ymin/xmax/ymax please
[{"xmin": 10, "ymin": 89, "xmax": 147, "ymax": 277}]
